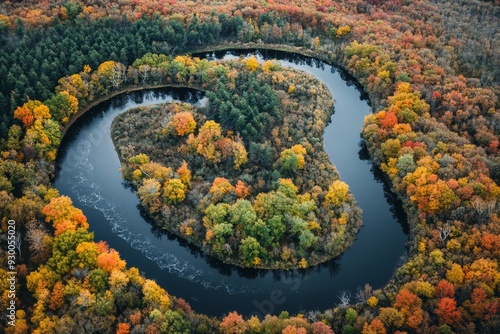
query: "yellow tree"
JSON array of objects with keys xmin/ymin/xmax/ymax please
[
  {"xmin": 291, "ymin": 144, "xmax": 307, "ymax": 168},
  {"xmin": 313, "ymin": 36, "xmax": 320, "ymax": 49},
  {"xmin": 324, "ymin": 180, "xmax": 349, "ymax": 207},
  {"xmin": 57, "ymin": 73, "xmax": 89, "ymax": 101},
  {"xmin": 245, "ymin": 56, "xmax": 259, "ymax": 72},
  {"xmin": 163, "ymin": 179, "xmax": 186, "ymax": 204},
  {"xmin": 142, "ymin": 279, "xmax": 171, "ymax": 311},
  {"xmin": 233, "ymin": 141, "xmax": 248, "ymax": 170}
]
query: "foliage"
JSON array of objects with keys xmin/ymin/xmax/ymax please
[
  {"xmin": 112, "ymin": 60, "xmax": 361, "ymax": 269},
  {"xmin": 1, "ymin": 0, "xmax": 499, "ymax": 333},
  {"xmin": 172, "ymin": 111, "xmax": 197, "ymax": 136}
]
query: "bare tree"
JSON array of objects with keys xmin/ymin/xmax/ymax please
[
  {"xmin": 338, "ymin": 290, "xmax": 351, "ymax": 308},
  {"xmin": 111, "ymin": 63, "xmax": 127, "ymax": 88},
  {"xmin": 472, "ymin": 197, "xmax": 497, "ymax": 223},
  {"xmin": 356, "ymin": 284, "xmax": 373, "ymax": 303},
  {"xmin": 439, "ymin": 222, "xmax": 451, "ymax": 244},
  {"xmin": 139, "ymin": 65, "xmax": 151, "ymax": 83},
  {"xmin": 26, "ymin": 220, "xmax": 48, "ymax": 255}
]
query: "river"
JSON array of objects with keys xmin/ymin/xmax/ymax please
[{"xmin": 55, "ymin": 49, "xmax": 408, "ymax": 317}]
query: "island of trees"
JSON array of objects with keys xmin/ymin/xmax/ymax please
[{"xmin": 0, "ymin": 1, "xmax": 499, "ymax": 333}]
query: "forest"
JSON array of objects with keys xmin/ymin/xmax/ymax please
[{"xmin": 0, "ymin": 0, "xmax": 499, "ymax": 333}]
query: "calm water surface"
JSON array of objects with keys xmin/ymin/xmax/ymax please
[{"xmin": 55, "ymin": 50, "xmax": 408, "ymax": 317}]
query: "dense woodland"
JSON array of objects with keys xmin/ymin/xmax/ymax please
[
  {"xmin": 0, "ymin": 0, "xmax": 499, "ymax": 333},
  {"xmin": 111, "ymin": 59, "xmax": 362, "ymax": 269}
]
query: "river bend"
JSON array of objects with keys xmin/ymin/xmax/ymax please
[{"xmin": 55, "ymin": 50, "xmax": 408, "ymax": 317}]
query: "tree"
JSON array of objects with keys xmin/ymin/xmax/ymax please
[
  {"xmin": 362, "ymin": 319, "xmax": 386, "ymax": 334},
  {"xmin": 465, "ymin": 288, "xmax": 491, "ymax": 321},
  {"xmin": 45, "ymin": 91, "xmax": 78, "ymax": 123},
  {"xmin": 137, "ymin": 179, "xmax": 162, "ymax": 213},
  {"xmin": 393, "ymin": 289, "xmax": 424, "ymax": 329},
  {"xmin": 26, "ymin": 219, "xmax": 50, "ymax": 258},
  {"xmin": 337, "ymin": 25, "xmax": 351, "ymax": 37},
  {"xmin": 128, "ymin": 153, "xmax": 150, "ymax": 165},
  {"xmin": 209, "ymin": 177, "xmax": 234, "ymax": 201},
  {"xmin": 220, "ymin": 312, "xmax": 247, "ymax": 334},
  {"xmin": 116, "ymin": 323, "xmax": 130, "ymax": 334},
  {"xmin": 13, "ymin": 105, "xmax": 34, "ymax": 128},
  {"xmin": 313, "ymin": 36, "xmax": 320, "ymax": 49},
  {"xmin": 446, "ymin": 263, "xmax": 464, "ymax": 285},
  {"xmin": 311, "ymin": 322, "xmax": 334, "ymax": 334},
  {"xmin": 41, "ymin": 196, "xmax": 89, "ymax": 236},
  {"xmin": 435, "ymin": 297, "xmax": 461, "ymax": 326},
  {"xmin": 176, "ymin": 161, "xmax": 191, "ymax": 188},
  {"xmin": 229, "ymin": 199, "xmax": 257, "ymax": 227},
  {"xmin": 245, "ymin": 56, "xmax": 259, "ymax": 72},
  {"xmin": 379, "ymin": 307, "xmax": 404, "ymax": 329},
  {"xmin": 172, "ymin": 111, "xmax": 196, "ymax": 136},
  {"xmin": 45, "ymin": 228, "xmax": 94, "ymax": 275},
  {"xmin": 233, "ymin": 141, "xmax": 248, "ymax": 170},
  {"xmin": 396, "ymin": 154, "xmax": 416, "ymax": 176},
  {"xmin": 163, "ymin": 179, "xmax": 186, "ymax": 204},
  {"xmin": 142, "ymin": 279, "xmax": 171, "ymax": 311},
  {"xmin": 235, "ymin": 180, "xmax": 250, "ymax": 199},
  {"xmin": 75, "ymin": 241, "xmax": 99, "ymax": 269},
  {"xmin": 325, "ymin": 180, "xmax": 349, "ymax": 207},
  {"xmin": 282, "ymin": 325, "xmax": 307, "ymax": 334},
  {"xmin": 57, "ymin": 73, "xmax": 88, "ymax": 101},
  {"xmin": 280, "ymin": 145, "xmax": 306, "ymax": 174},
  {"xmin": 97, "ymin": 249, "xmax": 126, "ymax": 274},
  {"xmin": 187, "ymin": 120, "xmax": 223, "ymax": 161},
  {"xmin": 204, "ymin": 203, "xmax": 231, "ymax": 227},
  {"xmin": 381, "ymin": 138, "xmax": 401, "ymax": 159},
  {"xmin": 49, "ymin": 281, "xmax": 64, "ymax": 311},
  {"xmin": 7, "ymin": 124, "xmax": 23, "ymax": 150},
  {"xmin": 435, "ymin": 280, "xmax": 455, "ymax": 299},
  {"xmin": 159, "ymin": 310, "xmax": 191, "ymax": 334},
  {"xmin": 239, "ymin": 236, "xmax": 264, "ymax": 265}
]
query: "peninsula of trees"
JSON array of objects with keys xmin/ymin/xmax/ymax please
[{"xmin": 111, "ymin": 56, "xmax": 362, "ymax": 269}]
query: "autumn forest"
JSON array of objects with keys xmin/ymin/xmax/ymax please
[{"xmin": 0, "ymin": 1, "xmax": 499, "ymax": 334}]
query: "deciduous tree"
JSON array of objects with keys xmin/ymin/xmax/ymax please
[
  {"xmin": 172, "ymin": 111, "xmax": 196, "ymax": 136},
  {"xmin": 220, "ymin": 311, "xmax": 247, "ymax": 334}
]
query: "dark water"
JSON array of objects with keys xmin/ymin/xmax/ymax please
[{"xmin": 55, "ymin": 50, "xmax": 408, "ymax": 317}]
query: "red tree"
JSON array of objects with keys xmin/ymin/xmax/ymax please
[{"xmin": 435, "ymin": 297, "xmax": 461, "ymax": 326}]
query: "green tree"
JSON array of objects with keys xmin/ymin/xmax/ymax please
[
  {"xmin": 239, "ymin": 237, "xmax": 265, "ymax": 266},
  {"xmin": 229, "ymin": 199, "xmax": 257, "ymax": 227},
  {"xmin": 160, "ymin": 310, "xmax": 191, "ymax": 334}
]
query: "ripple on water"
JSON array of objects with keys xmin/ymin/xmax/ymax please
[{"xmin": 62, "ymin": 134, "xmax": 267, "ymax": 296}]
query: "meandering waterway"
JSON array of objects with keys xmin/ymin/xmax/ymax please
[{"xmin": 55, "ymin": 49, "xmax": 408, "ymax": 317}]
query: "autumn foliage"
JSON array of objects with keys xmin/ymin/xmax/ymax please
[
  {"xmin": 172, "ymin": 111, "xmax": 196, "ymax": 136},
  {"xmin": 41, "ymin": 196, "xmax": 89, "ymax": 236},
  {"xmin": 1, "ymin": 0, "xmax": 499, "ymax": 333}
]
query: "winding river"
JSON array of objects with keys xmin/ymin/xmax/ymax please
[{"xmin": 55, "ymin": 50, "xmax": 408, "ymax": 317}]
